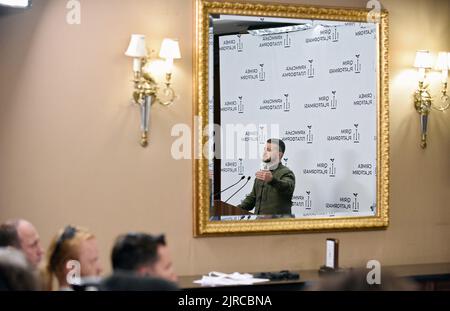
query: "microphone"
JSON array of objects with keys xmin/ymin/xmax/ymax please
[
  {"xmin": 224, "ymin": 176, "xmax": 252, "ymax": 204},
  {"xmin": 213, "ymin": 176, "xmax": 246, "ymax": 198}
]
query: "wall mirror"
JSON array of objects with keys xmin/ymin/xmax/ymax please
[{"xmin": 193, "ymin": 0, "xmax": 389, "ymax": 236}]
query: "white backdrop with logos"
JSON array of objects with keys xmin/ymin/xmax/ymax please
[{"xmin": 215, "ymin": 21, "xmax": 378, "ymax": 218}]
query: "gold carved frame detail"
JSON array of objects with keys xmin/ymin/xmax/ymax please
[{"xmin": 193, "ymin": 0, "xmax": 389, "ymax": 236}]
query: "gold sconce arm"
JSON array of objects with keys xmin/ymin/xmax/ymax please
[
  {"xmin": 129, "ymin": 60, "xmax": 158, "ymax": 147},
  {"xmin": 412, "ymin": 50, "xmax": 449, "ymax": 149},
  {"xmin": 125, "ymin": 35, "xmax": 181, "ymax": 147},
  {"xmin": 431, "ymin": 82, "xmax": 449, "ymax": 112},
  {"xmin": 157, "ymin": 72, "xmax": 177, "ymax": 106},
  {"xmin": 413, "ymin": 81, "xmax": 432, "ymax": 149}
]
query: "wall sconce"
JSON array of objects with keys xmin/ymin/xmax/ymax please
[
  {"xmin": 125, "ymin": 34, "xmax": 181, "ymax": 147},
  {"xmin": 413, "ymin": 50, "xmax": 449, "ymax": 148}
]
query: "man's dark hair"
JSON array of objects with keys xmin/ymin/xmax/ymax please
[
  {"xmin": 100, "ymin": 272, "xmax": 179, "ymax": 291},
  {"xmin": 111, "ymin": 233, "xmax": 166, "ymax": 272},
  {"xmin": 267, "ymin": 138, "xmax": 286, "ymax": 154},
  {"xmin": 0, "ymin": 221, "xmax": 20, "ymax": 249},
  {"xmin": 308, "ymin": 268, "xmax": 418, "ymax": 291}
]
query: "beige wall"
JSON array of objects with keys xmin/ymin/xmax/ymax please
[{"xmin": 0, "ymin": 0, "xmax": 449, "ymax": 276}]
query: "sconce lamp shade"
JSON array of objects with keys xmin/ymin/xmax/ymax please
[
  {"xmin": 435, "ymin": 52, "xmax": 449, "ymax": 70},
  {"xmin": 125, "ymin": 34, "xmax": 148, "ymax": 58},
  {"xmin": 414, "ymin": 50, "xmax": 432, "ymax": 69},
  {"xmin": 159, "ymin": 38, "xmax": 181, "ymax": 59}
]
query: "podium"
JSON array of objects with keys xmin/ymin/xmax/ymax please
[{"xmin": 212, "ymin": 200, "xmax": 253, "ymax": 217}]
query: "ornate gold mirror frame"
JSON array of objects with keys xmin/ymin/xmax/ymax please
[{"xmin": 193, "ymin": 0, "xmax": 389, "ymax": 236}]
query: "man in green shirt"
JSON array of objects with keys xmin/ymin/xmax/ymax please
[{"xmin": 238, "ymin": 139, "xmax": 295, "ymax": 215}]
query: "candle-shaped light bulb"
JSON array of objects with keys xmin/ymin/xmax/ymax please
[
  {"xmin": 133, "ymin": 58, "xmax": 142, "ymax": 72},
  {"xmin": 435, "ymin": 52, "xmax": 449, "ymax": 83},
  {"xmin": 418, "ymin": 68, "xmax": 426, "ymax": 83},
  {"xmin": 165, "ymin": 58, "xmax": 174, "ymax": 74},
  {"xmin": 441, "ymin": 70, "xmax": 448, "ymax": 83},
  {"xmin": 414, "ymin": 50, "xmax": 432, "ymax": 83}
]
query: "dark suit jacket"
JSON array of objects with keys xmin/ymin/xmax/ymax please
[
  {"xmin": 238, "ymin": 163, "xmax": 295, "ymax": 215},
  {"xmin": 100, "ymin": 272, "xmax": 179, "ymax": 291}
]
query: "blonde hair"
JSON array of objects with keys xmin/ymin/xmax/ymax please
[{"xmin": 44, "ymin": 225, "xmax": 95, "ymax": 290}]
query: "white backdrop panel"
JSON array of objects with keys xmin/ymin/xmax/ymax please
[{"xmin": 218, "ymin": 22, "xmax": 378, "ymax": 218}]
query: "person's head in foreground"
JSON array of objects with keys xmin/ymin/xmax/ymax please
[
  {"xmin": 0, "ymin": 247, "xmax": 39, "ymax": 291},
  {"xmin": 0, "ymin": 219, "xmax": 44, "ymax": 269},
  {"xmin": 46, "ymin": 225, "xmax": 102, "ymax": 290},
  {"xmin": 100, "ymin": 272, "xmax": 179, "ymax": 291},
  {"xmin": 308, "ymin": 268, "xmax": 418, "ymax": 291},
  {"xmin": 111, "ymin": 233, "xmax": 177, "ymax": 283}
]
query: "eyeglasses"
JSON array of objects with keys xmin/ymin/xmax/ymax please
[{"xmin": 49, "ymin": 225, "xmax": 77, "ymax": 268}]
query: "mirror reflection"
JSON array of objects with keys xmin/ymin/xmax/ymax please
[{"xmin": 208, "ymin": 15, "xmax": 378, "ymax": 221}]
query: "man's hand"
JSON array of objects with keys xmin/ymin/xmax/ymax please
[{"xmin": 255, "ymin": 170, "xmax": 273, "ymax": 182}]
